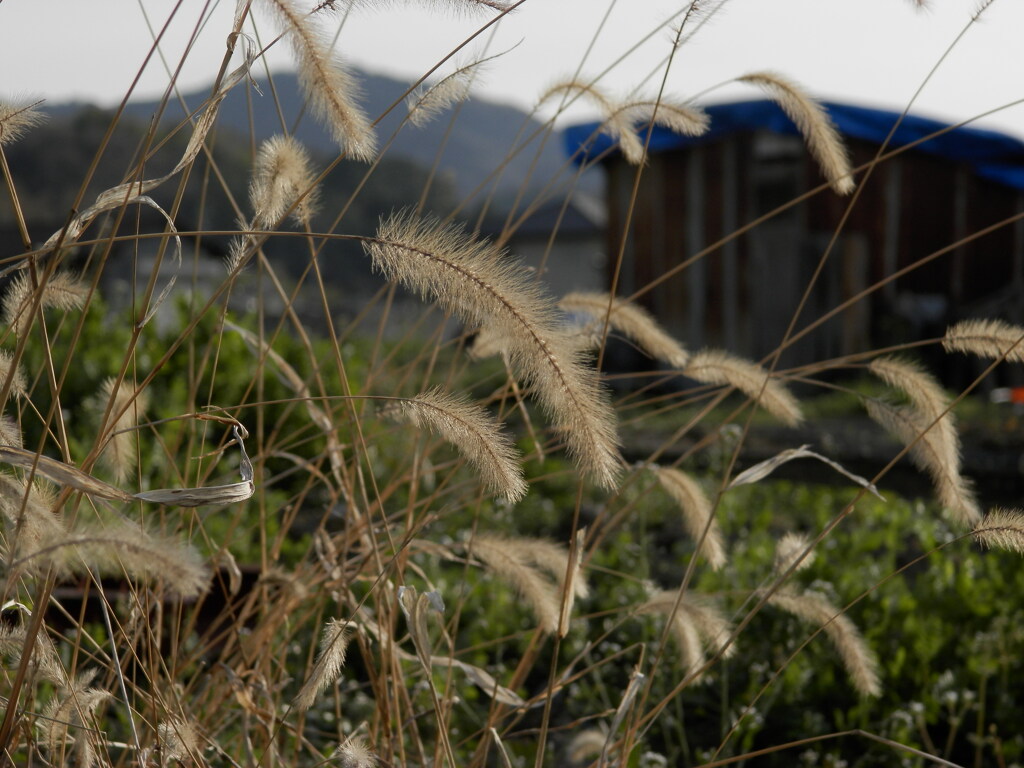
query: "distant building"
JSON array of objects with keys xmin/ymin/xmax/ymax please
[{"xmin": 566, "ymin": 100, "xmax": 1024, "ymax": 376}]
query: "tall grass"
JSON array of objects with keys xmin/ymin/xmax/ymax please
[{"xmin": 2, "ymin": 2, "xmax": 1024, "ymax": 767}]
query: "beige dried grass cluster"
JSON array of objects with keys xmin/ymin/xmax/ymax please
[{"xmin": 365, "ymin": 213, "xmax": 622, "ymax": 488}]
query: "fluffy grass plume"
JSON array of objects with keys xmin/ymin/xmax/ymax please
[
  {"xmin": 334, "ymin": 737, "xmax": 378, "ymax": 768},
  {"xmin": 942, "ymin": 319, "xmax": 1024, "ymax": 362},
  {"xmin": 0, "ymin": 99, "xmax": 44, "ymax": 146},
  {"xmin": 3, "ymin": 270, "xmax": 88, "ymax": 338},
  {"xmin": 263, "ymin": 0, "xmax": 376, "ymax": 161},
  {"xmin": 42, "ymin": 676, "xmax": 110, "ymax": 768},
  {"xmin": 469, "ymin": 535, "xmax": 565, "ymax": 634},
  {"xmin": 567, "ymin": 729, "xmax": 607, "ymax": 764},
  {"xmin": 0, "ymin": 415, "xmax": 21, "ymax": 447},
  {"xmin": 618, "ymin": 100, "xmax": 710, "ymax": 138},
  {"xmin": 365, "ymin": 213, "xmax": 622, "ymax": 488},
  {"xmin": 158, "ymin": 719, "xmax": 200, "ymax": 763},
  {"xmin": 869, "ymin": 355, "xmax": 962, "ymax": 493},
  {"xmin": 0, "ymin": 473, "xmax": 66, "ymax": 563},
  {"xmin": 868, "ymin": 356, "xmax": 948, "ymax": 413},
  {"xmin": 0, "ymin": 625, "xmax": 69, "ymax": 688},
  {"xmin": 774, "ymin": 532, "xmax": 815, "ymax": 575},
  {"xmin": 768, "ymin": 589, "xmax": 881, "ymax": 697},
  {"xmin": 865, "ymin": 399, "xmax": 980, "ymax": 525},
  {"xmin": 98, "ymin": 377, "xmax": 148, "ymax": 484},
  {"xmin": 560, "ymin": 292, "xmax": 689, "ymax": 369},
  {"xmin": 638, "ymin": 590, "xmax": 735, "ymax": 679},
  {"xmin": 14, "ymin": 521, "xmax": 209, "ymax": 597},
  {"xmin": 738, "ymin": 71, "xmax": 854, "ymax": 195},
  {"xmin": 650, "ymin": 466, "xmax": 725, "ymax": 570},
  {"xmin": 250, "ymin": 134, "xmax": 320, "ymax": 227},
  {"xmin": 0, "ymin": 349, "xmax": 27, "ymax": 400},
  {"xmin": 972, "ymin": 508, "xmax": 1024, "ymax": 555},
  {"xmin": 385, "ymin": 388, "xmax": 527, "ymax": 502},
  {"xmin": 684, "ymin": 349, "xmax": 804, "ymax": 426},
  {"xmin": 406, "ymin": 54, "xmax": 491, "ymax": 127},
  {"xmin": 293, "ymin": 618, "xmax": 352, "ymax": 710},
  {"xmin": 538, "ymin": 81, "xmax": 644, "ymax": 165}
]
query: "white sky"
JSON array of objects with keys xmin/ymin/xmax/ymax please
[{"xmin": 1, "ymin": 0, "xmax": 1023, "ymax": 137}]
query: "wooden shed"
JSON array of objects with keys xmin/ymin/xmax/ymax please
[{"xmin": 565, "ymin": 101, "xmax": 1024, "ymax": 376}]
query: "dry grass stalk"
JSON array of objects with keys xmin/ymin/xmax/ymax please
[
  {"xmin": 0, "ymin": 350, "xmax": 27, "ymax": 400},
  {"xmin": 250, "ymin": 134, "xmax": 320, "ymax": 227},
  {"xmin": 15, "ymin": 521, "xmax": 209, "ymax": 597},
  {"xmin": 293, "ymin": 618, "xmax": 352, "ymax": 710},
  {"xmin": 469, "ymin": 534, "xmax": 564, "ymax": 633},
  {"xmin": 0, "ymin": 99, "xmax": 45, "ymax": 146},
  {"xmin": 365, "ymin": 213, "xmax": 622, "ymax": 488},
  {"xmin": 774, "ymin": 532, "xmax": 815, "ymax": 575},
  {"xmin": 650, "ymin": 466, "xmax": 725, "ymax": 570},
  {"xmin": 684, "ymin": 349, "xmax": 804, "ymax": 426},
  {"xmin": 972, "ymin": 508, "xmax": 1024, "ymax": 554},
  {"xmin": 228, "ymin": 321, "xmax": 350, "ymax": 496},
  {"xmin": 98, "ymin": 377, "xmax": 148, "ymax": 484},
  {"xmin": 3, "ymin": 270, "xmax": 88, "ymax": 338},
  {"xmin": 263, "ymin": 0, "xmax": 376, "ymax": 161},
  {"xmin": 738, "ymin": 71, "xmax": 854, "ymax": 195},
  {"xmin": 865, "ymin": 399, "xmax": 980, "ymax": 525},
  {"xmin": 560, "ymin": 292, "xmax": 689, "ymax": 369},
  {"xmin": 942, "ymin": 319, "xmax": 1024, "ymax": 362},
  {"xmin": 767, "ymin": 589, "xmax": 881, "ymax": 697},
  {"xmin": 334, "ymin": 737, "xmax": 378, "ymax": 768},
  {"xmin": 385, "ymin": 388, "xmax": 527, "ymax": 502},
  {"xmin": 639, "ymin": 590, "xmax": 735, "ymax": 679}
]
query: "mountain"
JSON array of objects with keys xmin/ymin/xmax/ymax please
[{"xmin": 95, "ymin": 68, "xmax": 596, "ymax": 199}]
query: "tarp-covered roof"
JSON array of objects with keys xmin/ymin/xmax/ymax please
[{"xmin": 564, "ymin": 99, "xmax": 1024, "ymax": 191}]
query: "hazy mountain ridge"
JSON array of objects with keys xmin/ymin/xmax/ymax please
[{"xmin": 46, "ymin": 68, "xmax": 590, "ymax": 199}]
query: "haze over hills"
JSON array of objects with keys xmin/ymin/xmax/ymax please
[{"xmin": 48, "ymin": 68, "xmax": 596, "ymax": 200}]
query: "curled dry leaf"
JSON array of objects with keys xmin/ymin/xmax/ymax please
[
  {"xmin": 728, "ymin": 444, "xmax": 883, "ymax": 499},
  {"xmin": 0, "ymin": 425, "xmax": 254, "ymax": 508},
  {"xmin": 135, "ymin": 425, "xmax": 255, "ymax": 507}
]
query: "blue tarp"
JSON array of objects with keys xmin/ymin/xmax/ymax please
[{"xmin": 564, "ymin": 100, "xmax": 1024, "ymax": 191}]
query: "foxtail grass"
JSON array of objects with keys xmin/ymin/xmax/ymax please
[
  {"xmin": 738, "ymin": 71, "xmax": 854, "ymax": 194},
  {"xmin": 365, "ymin": 212, "xmax": 622, "ymax": 488}
]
